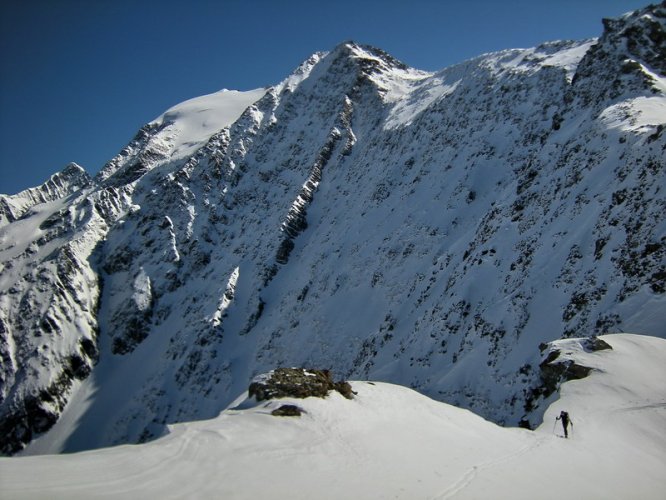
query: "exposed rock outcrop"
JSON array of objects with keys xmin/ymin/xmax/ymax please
[
  {"xmin": 271, "ymin": 404, "xmax": 304, "ymax": 417},
  {"xmin": 249, "ymin": 368, "xmax": 355, "ymax": 402},
  {"xmin": 519, "ymin": 337, "xmax": 613, "ymax": 428}
]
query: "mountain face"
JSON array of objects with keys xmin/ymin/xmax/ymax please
[{"xmin": 1, "ymin": 3, "xmax": 665, "ymax": 455}]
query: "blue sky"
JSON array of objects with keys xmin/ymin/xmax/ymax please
[{"xmin": 0, "ymin": 0, "xmax": 650, "ymax": 194}]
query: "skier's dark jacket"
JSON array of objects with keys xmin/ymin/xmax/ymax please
[{"xmin": 560, "ymin": 411, "xmax": 569, "ymax": 425}]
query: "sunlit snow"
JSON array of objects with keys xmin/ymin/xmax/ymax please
[
  {"xmin": 150, "ymin": 88, "xmax": 267, "ymax": 160},
  {"xmin": 1, "ymin": 334, "xmax": 664, "ymax": 499}
]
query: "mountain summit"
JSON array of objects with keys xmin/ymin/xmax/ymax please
[{"xmin": 0, "ymin": 3, "xmax": 664, "ymax": 455}]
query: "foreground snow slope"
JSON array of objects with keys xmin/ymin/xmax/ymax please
[{"xmin": 1, "ymin": 334, "xmax": 664, "ymax": 499}]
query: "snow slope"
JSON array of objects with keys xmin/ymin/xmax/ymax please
[
  {"xmin": 149, "ymin": 88, "xmax": 267, "ymax": 161},
  {"xmin": 1, "ymin": 334, "xmax": 664, "ymax": 499}
]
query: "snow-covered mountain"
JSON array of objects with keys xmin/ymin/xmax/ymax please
[
  {"xmin": 0, "ymin": 3, "xmax": 664, "ymax": 456},
  {"xmin": 1, "ymin": 334, "xmax": 665, "ymax": 499}
]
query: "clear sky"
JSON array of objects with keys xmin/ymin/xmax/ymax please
[{"xmin": 0, "ymin": 0, "xmax": 651, "ymax": 195}]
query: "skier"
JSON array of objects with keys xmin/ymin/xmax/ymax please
[{"xmin": 556, "ymin": 410, "xmax": 573, "ymax": 438}]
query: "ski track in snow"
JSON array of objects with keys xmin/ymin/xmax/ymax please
[{"xmin": 434, "ymin": 438, "xmax": 544, "ymax": 500}]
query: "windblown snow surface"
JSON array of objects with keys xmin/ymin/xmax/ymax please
[{"xmin": 1, "ymin": 334, "xmax": 664, "ymax": 499}]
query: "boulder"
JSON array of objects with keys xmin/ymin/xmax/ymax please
[
  {"xmin": 248, "ymin": 368, "xmax": 355, "ymax": 402},
  {"xmin": 271, "ymin": 404, "xmax": 304, "ymax": 417}
]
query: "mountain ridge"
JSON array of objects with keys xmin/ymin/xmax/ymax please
[{"xmin": 0, "ymin": 3, "xmax": 664, "ymax": 455}]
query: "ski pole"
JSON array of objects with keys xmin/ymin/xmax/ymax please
[{"xmin": 552, "ymin": 419, "xmax": 557, "ymax": 434}]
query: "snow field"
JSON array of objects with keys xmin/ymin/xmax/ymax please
[
  {"xmin": 150, "ymin": 88, "xmax": 267, "ymax": 161},
  {"xmin": 1, "ymin": 334, "xmax": 664, "ymax": 499}
]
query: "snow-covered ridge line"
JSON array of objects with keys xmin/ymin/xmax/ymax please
[{"xmin": 0, "ymin": 163, "xmax": 92, "ymax": 226}]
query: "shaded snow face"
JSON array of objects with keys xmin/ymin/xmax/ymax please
[{"xmin": 1, "ymin": 4, "xmax": 665, "ymax": 456}]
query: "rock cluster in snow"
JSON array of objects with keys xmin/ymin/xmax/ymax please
[
  {"xmin": 2, "ymin": 334, "xmax": 664, "ymax": 499},
  {"xmin": 249, "ymin": 368, "xmax": 354, "ymax": 402},
  {"xmin": 520, "ymin": 335, "xmax": 613, "ymax": 428}
]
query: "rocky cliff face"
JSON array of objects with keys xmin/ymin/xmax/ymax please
[{"xmin": 1, "ymin": 3, "xmax": 664, "ymax": 455}]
